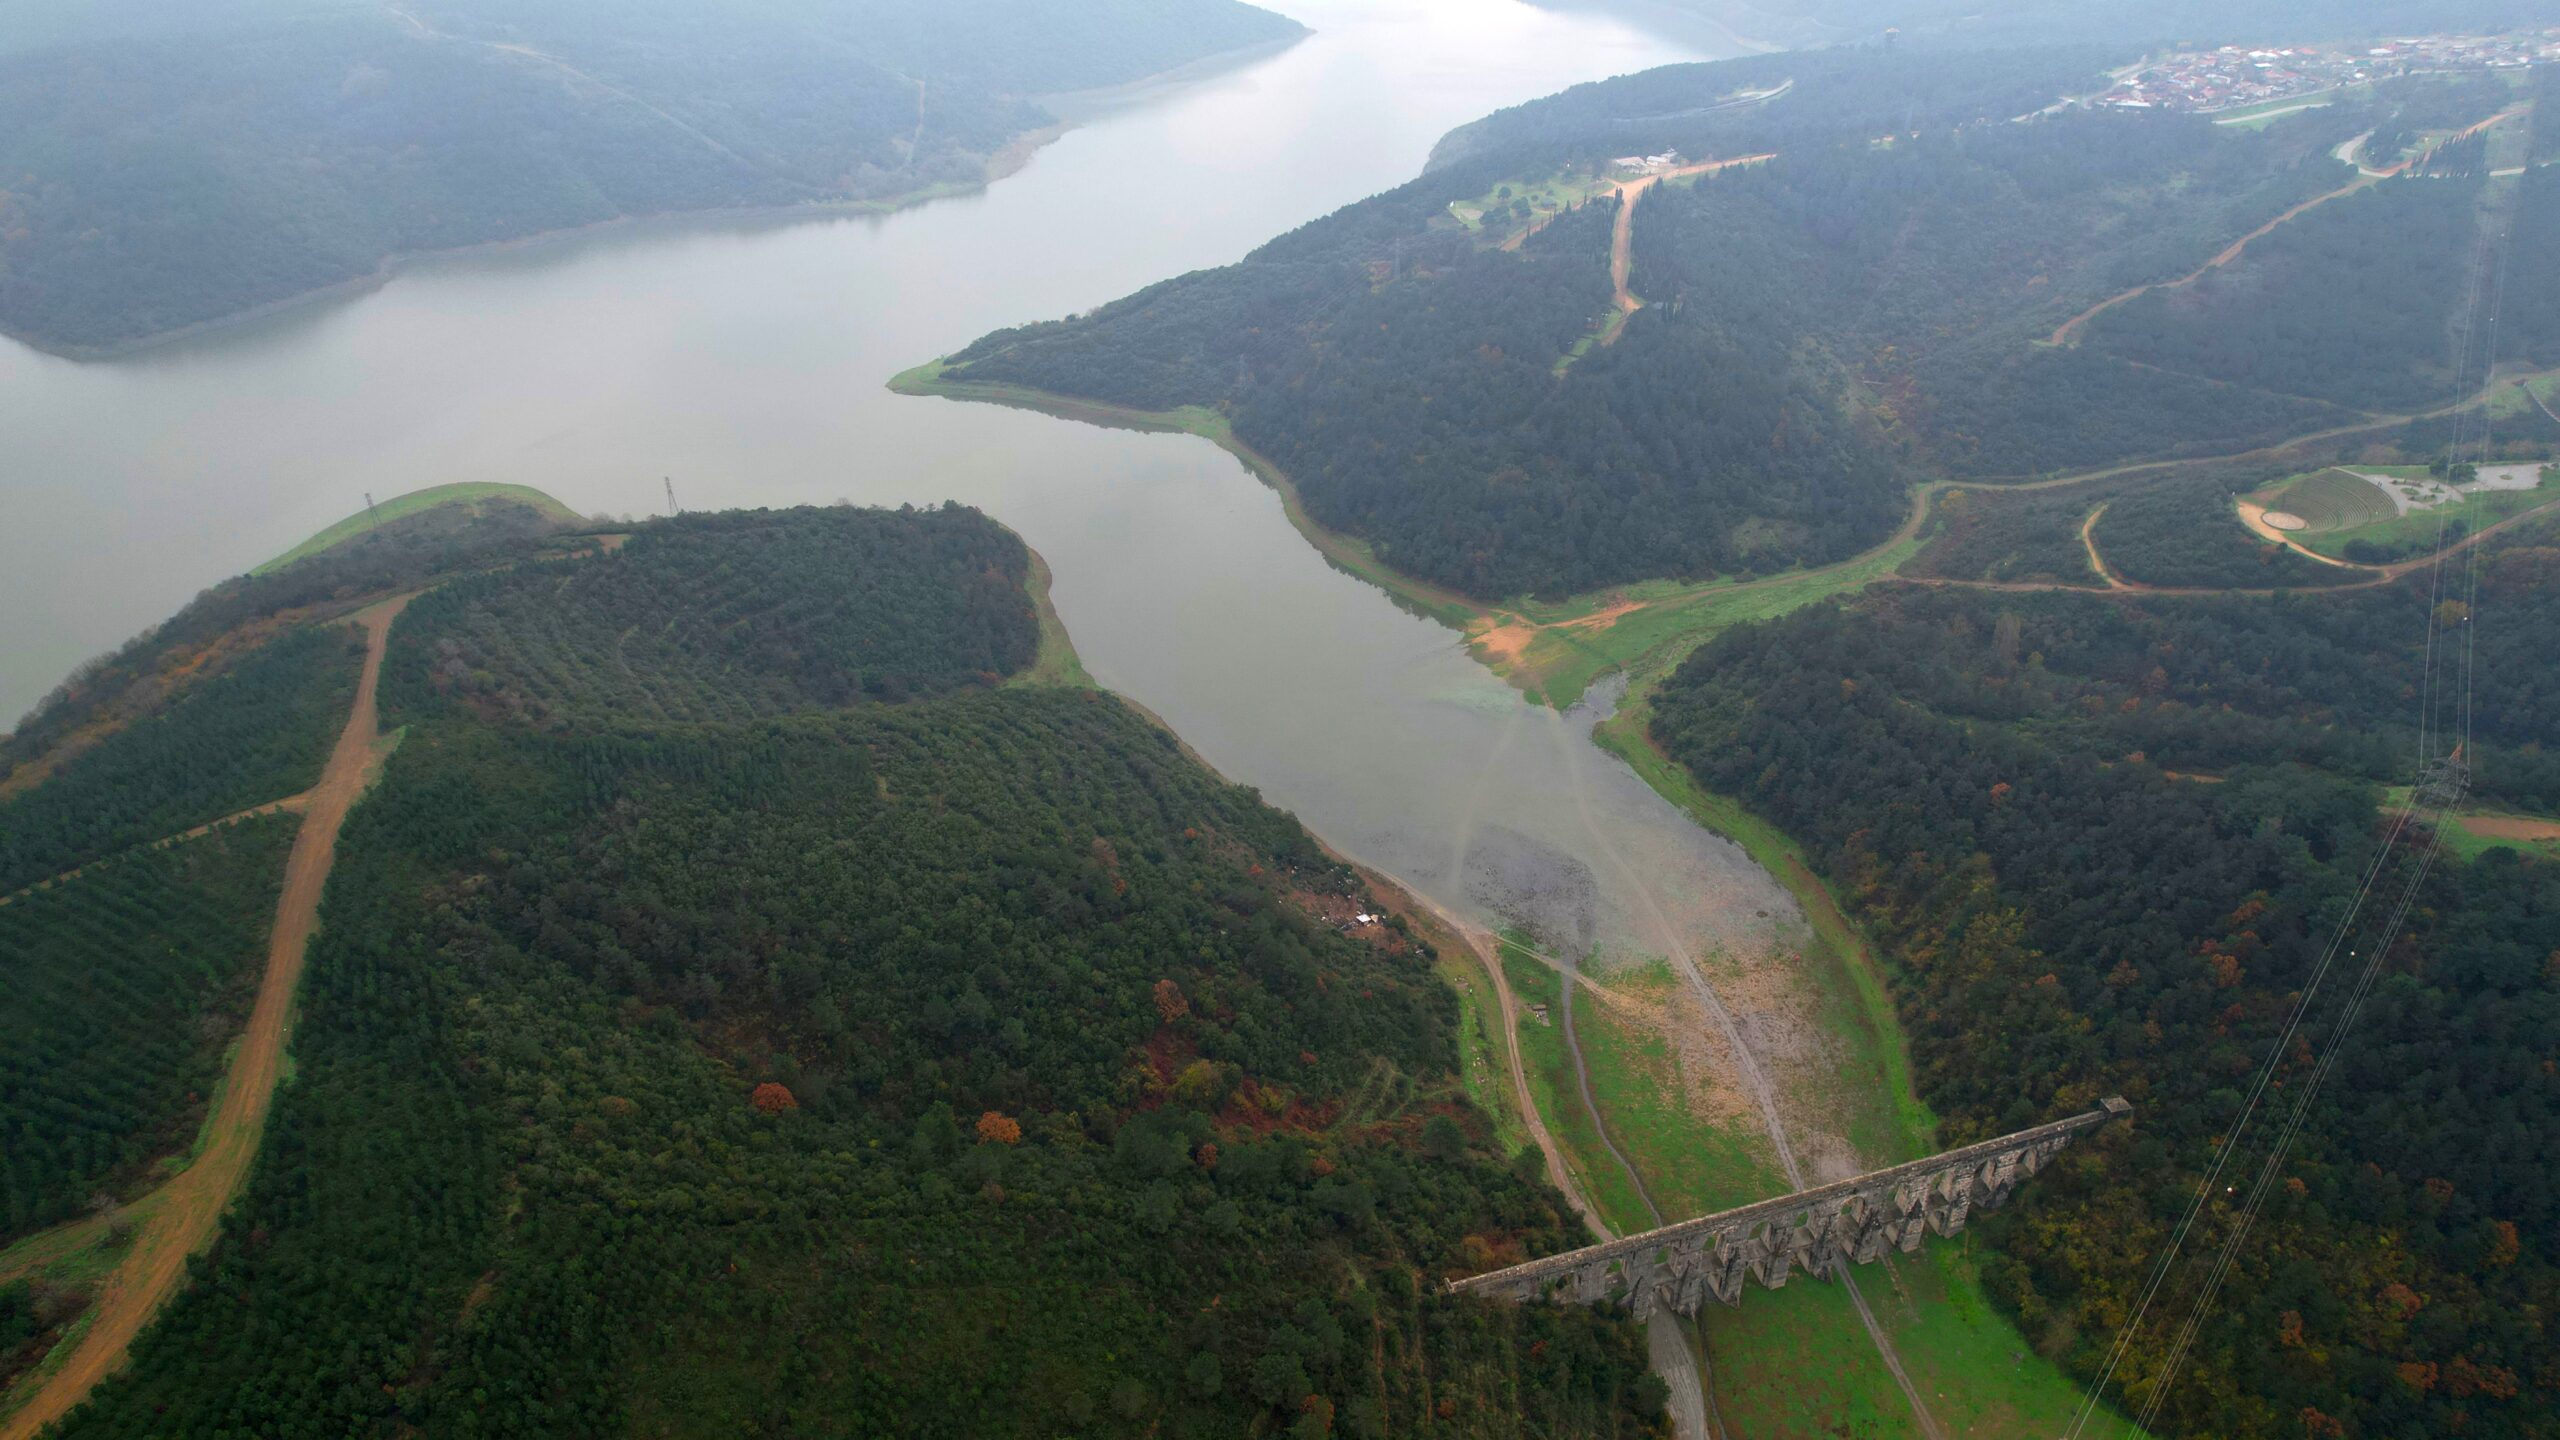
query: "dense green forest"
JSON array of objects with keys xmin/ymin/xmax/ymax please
[
  {"xmin": 47, "ymin": 506, "xmax": 1655, "ymax": 1438},
  {"xmin": 2082, "ymin": 174, "xmax": 2492, "ymax": 412},
  {"xmin": 0, "ymin": 624, "xmax": 356, "ymax": 893},
  {"xmin": 939, "ymin": 46, "xmax": 2517, "ymax": 600},
  {"xmin": 1648, "ymin": 525, "xmax": 2560, "ymax": 1437},
  {"xmin": 385, "ymin": 505, "xmax": 1042, "ymax": 723},
  {"xmin": 0, "ymin": 816, "xmax": 293, "ymax": 1240},
  {"xmin": 0, "ymin": 0, "xmax": 1302, "ymax": 350}
]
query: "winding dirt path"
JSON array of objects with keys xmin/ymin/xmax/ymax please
[
  {"xmin": 2050, "ymin": 106, "xmax": 2529, "ymax": 347},
  {"xmin": 1, "ymin": 596, "xmax": 409, "ymax": 1440},
  {"xmin": 2078, "ymin": 503, "xmax": 2131, "ymax": 589},
  {"xmin": 1430, "ymin": 899, "xmax": 1617, "ymax": 1242},
  {"xmin": 1983, "ymin": 490, "xmax": 2560, "ymax": 602},
  {"xmin": 2046, "ymin": 175, "xmax": 2376, "ymax": 346}
]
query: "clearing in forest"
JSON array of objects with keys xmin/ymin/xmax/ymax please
[{"xmin": 2242, "ymin": 463, "xmax": 2555, "ymax": 563}]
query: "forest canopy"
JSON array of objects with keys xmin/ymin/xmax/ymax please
[
  {"xmin": 938, "ymin": 46, "xmax": 2521, "ymax": 601},
  {"xmin": 39, "ymin": 504, "xmax": 1657, "ymax": 1437},
  {"xmin": 1647, "ymin": 525, "xmax": 2560, "ymax": 1438},
  {"xmin": 384, "ymin": 504, "xmax": 1044, "ymax": 723}
]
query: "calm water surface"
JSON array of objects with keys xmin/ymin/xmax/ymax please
[{"xmin": 2, "ymin": 0, "xmax": 1850, "ymax": 1163}]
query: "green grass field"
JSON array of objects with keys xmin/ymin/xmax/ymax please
[
  {"xmin": 1578, "ymin": 683, "xmax": 2133, "ymax": 1437},
  {"xmin": 1484, "ymin": 530, "xmax": 1923, "ymax": 710},
  {"xmin": 1447, "ymin": 170, "xmax": 1616, "ymax": 243},
  {"xmin": 1572, "ymin": 956, "xmax": 1785, "ymax": 1214},
  {"xmin": 2381, "ymin": 787, "xmax": 2560, "ymax": 863},
  {"xmin": 2493, "ymin": 372, "xmax": 2560, "ymax": 419},
  {"xmin": 1006, "ymin": 548, "xmax": 1097, "ymax": 689},
  {"xmin": 2256, "ymin": 468, "xmax": 2398, "ymax": 532},
  {"xmin": 2247, "ymin": 463, "xmax": 2560, "ymax": 561},
  {"xmin": 2301, "ymin": 476, "xmax": 2555, "ymax": 560},
  {"xmin": 253, "ymin": 482, "xmax": 580, "ymax": 575},
  {"xmin": 2208, "ymin": 87, "xmax": 2353, "ymax": 130},
  {"xmin": 1498, "ymin": 941, "xmax": 1658, "ymax": 1230},
  {"xmin": 1438, "ymin": 949, "xmax": 1535, "ymax": 1162}
]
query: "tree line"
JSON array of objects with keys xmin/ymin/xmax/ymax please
[{"xmin": 1648, "ymin": 536, "xmax": 2560, "ymax": 1437}]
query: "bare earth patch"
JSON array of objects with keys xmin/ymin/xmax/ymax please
[{"xmin": 2462, "ymin": 815, "xmax": 2560, "ymax": 842}]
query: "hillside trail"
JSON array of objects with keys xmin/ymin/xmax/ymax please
[
  {"xmin": 2049, "ymin": 105, "xmax": 2529, "ymax": 346},
  {"xmin": 1600, "ymin": 155, "xmax": 1774, "ymax": 342},
  {"xmin": 1485, "ymin": 352, "xmax": 2557, "ymax": 670},
  {"xmin": 1420, "ymin": 905, "xmax": 1722, "ymax": 1440},
  {"xmin": 1926, "ymin": 488, "xmax": 2560, "ymax": 601},
  {"xmin": 2077, "ymin": 503, "xmax": 2129, "ymax": 589},
  {"xmin": 1, "ymin": 595, "xmax": 411, "ymax": 1440},
  {"xmin": 1537, "ymin": 704, "xmax": 1944, "ymax": 1440},
  {"xmin": 0, "ymin": 793, "xmax": 314, "ymax": 910}
]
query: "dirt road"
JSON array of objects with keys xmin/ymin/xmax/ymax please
[
  {"xmin": 1, "ymin": 596, "xmax": 409, "ymax": 1440},
  {"xmin": 1602, "ymin": 155, "xmax": 1774, "ymax": 343},
  {"xmin": 2050, "ymin": 106, "xmax": 2528, "ymax": 347}
]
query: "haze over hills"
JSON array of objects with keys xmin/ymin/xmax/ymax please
[
  {"xmin": 9, "ymin": 3, "xmax": 2560, "ymax": 1438},
  {"xmin": 0, "ymin": 0, "xmax": 1304, "ymax": 353}
]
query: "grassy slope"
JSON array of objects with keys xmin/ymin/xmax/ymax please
[
  {"xmin": 2297, "ymin": 476, "xmax": 2558, "ymax": 559},
  {"xmin": 2382, "ymin": 786, "xmax": 2560, "ymax": 863},
  {"xmin": 1008, "ymin": 547, "xmax": 1098, "ymax": 689},
  {"xmin": 1490, "ymin": 534, "xmax": 1924, "ymax": 710},
  {"xmin": 252, "ymin": 483, "xmax": 581, "ymax": 575}
]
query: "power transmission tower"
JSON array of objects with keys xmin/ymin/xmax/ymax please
[
  {"xmin": 364, "ymin": 492, "xmax": 382, "ymax": 532},
  {"xmin": 664, "ymin": 477, "xmax": 680, "ymax": 517}
]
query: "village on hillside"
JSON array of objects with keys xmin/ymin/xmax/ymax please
[{"xmin": 2096, "ymin": 28, "xmax": 2560, "ymax": 115}]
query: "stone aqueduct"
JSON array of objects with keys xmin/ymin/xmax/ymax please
[{"xmin": 1451, "ymin": 1099, "xmax": 2132, "ymax": 1320}]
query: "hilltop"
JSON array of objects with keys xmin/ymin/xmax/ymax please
[{"xmin": 2, "ymin": 497, "xmax": 1659, "ymax": 1438}]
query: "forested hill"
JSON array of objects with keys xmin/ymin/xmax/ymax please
[
  {"xmin": 0, "ymin": 0, "xmax": 1303, "ymax": 353},
  {"xmin": 42, "ymin": 503, "xmax": 1661, "ymax": 1438},
  {"xmin": 936, "ymin": 47, "xmax": 2541, "ymax": 601},
  {"xmin": 1646, "ymin": 526, "xmax": 2560, "ymax": 1438}
]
